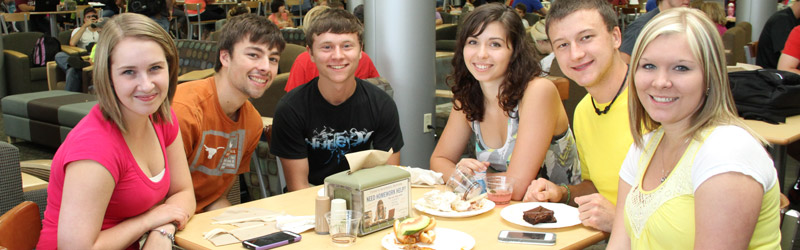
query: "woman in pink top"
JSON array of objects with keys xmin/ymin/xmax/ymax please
[
  {"xmin": 269, "ymin": 0, "xmax": 295, "ymax": 29},
  {"xmin": 36, "ymin": 13, "xmax": 196, "ymax": 250},
  {"xmin": 700, "ymin": 2, "xmax": 727, "ymax": 37}
]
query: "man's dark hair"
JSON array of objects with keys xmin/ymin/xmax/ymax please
[
  {"xmin": 515, "ymin": 3, "xmax": 526, "ymax": 13},
  {"xmin": 545, "ymin": 0, "xmax": 618, "ymax": 36},
  {"xmin": 305, "ymin": 8, "xmax": 363, "ymax": 51},
  {"xmin": 84, "ymin": 6, "xmax": 98, "ymax": 16},
  {"xmin": 215, "ymin": 14, "xmax": 286, "ymax": 72},
  {"xmin": 353, "ymin": 4, "xmax": 365, "ymax": 24}
]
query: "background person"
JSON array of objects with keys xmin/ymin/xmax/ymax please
[
  {"xmin": 54, "ymin": 7, "xmax": 100, "ymax": 92},
  {"xmin": 284, "ymin": 7, "xmax": 380, "ymax": 92},
  {"xmin": 778, "ymin": 25, "xmax": 800, "ymax": 74},
  {"xmin": 756, "ymin": 1, "xmax": 800, "ymax": 69},
  {"xmin": 269, "ymin": 0, "xmax": 294, "ymax": 29},
  {"xmin": 607, "ymin": 8, "xmax": 781, "ymax": 249},
  {"xmin": 36, "ymin": 13, "xmax": 196, "ymax": 249},
  {"xmin": 699, "ymin": 2, "xmax": 727, "ymax": 36},
  {"xmin": 430, "ymin": 3, "xmax": 580, "ymax": 202}
]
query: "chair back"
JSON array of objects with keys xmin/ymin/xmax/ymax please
[
  {"xmin": 745, "ymin": 41, "xmax": 759, "ymax": 65},
  {"xmin": 0, "ymin": 201, "xmax": 41, "ymax": 250},
  {"xmin": 735, "ymin": 21, "xmax": 752, "ymax": 44},
  {"xmin": 184, "ymin": 2, "xmax": 203, "ymax": 12},
  {"xmin": 278, "ymin": 43, "xmax": 305, "ymax": 74},
  {"xmin": 280, "ymin": 28, "xmax": 306, "ymax": 47},
  {"xmin": 0, "ymin": 142, "xmax": 24, "ymax": 216},
  {"xmin": 2, "ymin": 32, "xmax": 43, "ymax": 56},
  {"xmin": 175, "ymin": 39, "xmax": 219, "ymax": 75},
  {"xmin": 440, "ymin": 12, "xmax": 456, "ymax": 24},
  {"xmin": 57, "ymin": 29, "xmax": 72, "ymax": 45},
  {"xmin": 251, "ymin": 72, "xmax": 288, "ymax": 118},
  {"xmin": 0, "ymin": 13, "xmax": 29, "ymax": 34},
  {"xmin": 722, "ymin": 26, "xmax": 747, "ymax": 65}
]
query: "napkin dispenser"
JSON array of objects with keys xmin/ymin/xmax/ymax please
[{"xmin": 324, "ymin": 165, "xmax": 411, "ymax": 236}]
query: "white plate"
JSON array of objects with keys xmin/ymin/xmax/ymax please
[
  {"xmin": 500, "ymin": 202, "xmax": 581, "ymax": 228},
  {"xmin": 317, "ymin": 187, "xmax": 324, "ymax": 197},
  {"xmin": 381, "ymin": 227, "xmax": 475, "ymax": 250},
  {"xmin": 413, "ymin": 198, "xmax": 494, "ymax": 218}
]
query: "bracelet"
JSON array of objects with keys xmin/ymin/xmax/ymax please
[
  {"xmin": 150, "ymin": 228, "xmax": 175, "ymax": 245},
  {"xmin": 560, "ymin": 183, "xmax": 571, "ymax": 204}
]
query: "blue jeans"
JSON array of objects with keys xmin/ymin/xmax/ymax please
[{"xmin": 54, "ymin": 52, "xmax": 83, "ymax": 92}]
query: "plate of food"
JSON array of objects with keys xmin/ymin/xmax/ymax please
[
  {"xmin": 413, "ymin": 190, "xmax": 494, "ymax": 218},
  {"xmin": 381, "ymin": 216, "xmax": 475, "ymax": 250},
  {"xmin": 500, "ymin": 202, "xmax": 581, "ymax": 229}
]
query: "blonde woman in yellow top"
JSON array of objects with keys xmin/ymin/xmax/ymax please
[{"xmin": 607, "ymin": 7, "xmax": 781, "ymax": 249}]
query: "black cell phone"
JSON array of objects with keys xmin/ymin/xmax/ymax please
[
  {"xmin": 498, "ymin": 230, "xmax": 556, "ymax": 245},
  {"xmin": 242, "ymin": 231, "xmax": 302, "ymax": 250}
]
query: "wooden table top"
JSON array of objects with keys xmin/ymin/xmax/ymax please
[
  {"xmin": 743, "ymin": 115, "xmax": 800, "ymax": 145},
  {"xmin": 28, "ymin": 10, "xmax": 77, "ymax": 15},
  {"xmin": 21, "ymin": 172, "xmax": 48, "ymax": 192},
  {"xmin": 175, "ymin": 185, "xmax": 606, "ymax": 250}
]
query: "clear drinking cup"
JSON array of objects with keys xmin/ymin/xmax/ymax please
[
  {"xmin": 486, "ymin": 176, "xmax": 515, "ymax": 205},
  {"xmin": 445, "ymin": 165, "xmax": 484, "ymax": 201},
  {"xmin": 325, "ymin": 210, "xmax": 362, "ymax": 247}
]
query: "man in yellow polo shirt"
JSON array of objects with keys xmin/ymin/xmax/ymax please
[{"xmin": 522, "ymin": 0, "xmax": 632, "ymax": 233}]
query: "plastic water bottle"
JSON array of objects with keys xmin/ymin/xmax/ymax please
[
  {"xmin": 727, "ymin": 3, "xmax": 735, "ymax": 18},
  {"xmin": 475, "ymin": 171, "xmax": 487, "ymax": 194}
]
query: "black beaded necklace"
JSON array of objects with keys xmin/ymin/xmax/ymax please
[{"xmin": 591, "ymin": 68, "xmax": 629, "ymax": 115}]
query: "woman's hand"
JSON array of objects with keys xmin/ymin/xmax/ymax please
[
  {"xmin": 141, "ymin": 224, "xmax": 177, "ymax": 250},
  {"xmin": 144, "ymin": 203, "xmax": 190, "ymax": 230},
  {"xmin": 455, "ymin": 158, "xmax": 489, "ymax": 174}
]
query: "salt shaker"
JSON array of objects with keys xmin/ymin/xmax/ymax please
[{"xmin": 315, "ymin": 194, "xmax": 330, "ymax": 234}]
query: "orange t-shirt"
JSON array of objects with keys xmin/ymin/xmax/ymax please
[{"xmin": 173, "ymin": 76, "xmax": 262, "ymax": 213}]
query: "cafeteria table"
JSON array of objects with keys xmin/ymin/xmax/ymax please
[
  {"xmin": 175, "ymin": 185, "xmax": 607, "ymax": 250},
  {"xmin": 29, "ymin": 10, "xmax": 77, "ymax": 38},
  {"xmin": 743, "ymin": 114, "xmax": 800, "ymax": 193}
]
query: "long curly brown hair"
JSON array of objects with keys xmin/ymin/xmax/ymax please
[{"xmin": 449, "ymin": 3, "xmax": 541, "ymax": 122}]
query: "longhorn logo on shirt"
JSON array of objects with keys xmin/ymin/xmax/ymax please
[{"xmin": 203, "ymin": 145, "xmax": 226, "ymax": 159}]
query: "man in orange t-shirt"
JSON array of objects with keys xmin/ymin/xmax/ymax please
[{"xmin": 173, "ymin": 14, "xmax": 286, "ymax": 212}]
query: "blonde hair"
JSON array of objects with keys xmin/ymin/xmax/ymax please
[
  {"xmin": 93, "ymin": 13, "xmax": 179, "ymax": 133},
  {"xmin": 302, "ymin": 5, "xmax": 330, "ymax": 34},
  {"xmin": 627, "ymin": 7, "xmax": 763, "ymax": 147},
  {"xmin": 700, "ymin": 2, "xmax": 727, "ymax": 25}
]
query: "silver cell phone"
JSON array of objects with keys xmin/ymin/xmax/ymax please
[
  {"xmin": 498, "ymin": 230, "xmax": 556, "ymax": 245},
  {"xmin": 242, "ymin": 231, "xmax": 302, "ymax": 250}
]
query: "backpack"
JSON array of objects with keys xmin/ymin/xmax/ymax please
[
  {"xmin": 729, "ymin": 69, "xmax": 800, "ymax": 124},
  {"xmin": 128, "ymin": 0, "xmax": 163, "ymax": 16},
  {"xmin": 31, "ymin": 35, "xmax": 61, "ymax": 67}
]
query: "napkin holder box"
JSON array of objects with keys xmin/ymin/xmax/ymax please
[{"xmin": 324, "ymin": 165, "xmax": 411, "ymax": 236}]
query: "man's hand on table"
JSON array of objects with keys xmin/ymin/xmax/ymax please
[{"xmin": 574, "ymin": 194, "xmax": 615, "ymax": 232}]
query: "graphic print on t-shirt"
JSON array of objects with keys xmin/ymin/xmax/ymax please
[
  {"xmin": 189, "ymin": 129, "xmax": 246, "ymax": 176},
  {"xmin": 305, "ymin": 126, "xmax": 374, "ymax": 165}
]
